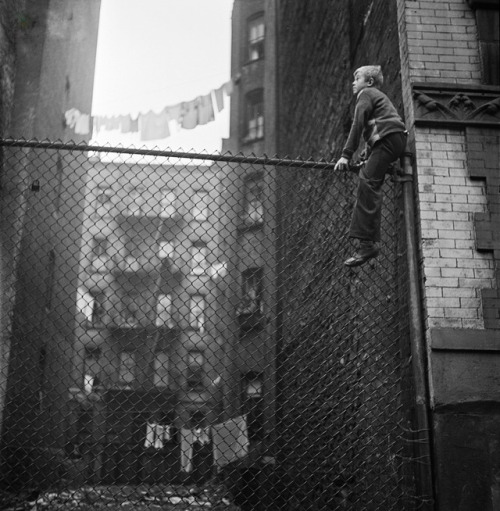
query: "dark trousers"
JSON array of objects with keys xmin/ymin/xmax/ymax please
[{"xmin": 349, "ymin": 131, "xmax": 407, "ymax": 242}]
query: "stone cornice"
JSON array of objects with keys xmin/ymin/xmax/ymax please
[{"xmin": 412, "ymin": 82, "xmax": 500, "ymax": 129}]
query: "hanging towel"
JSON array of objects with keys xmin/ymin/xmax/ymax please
[
  {"xmin": 214, "ymin": 85, "xmax": 225, "ymax": 112},
  {"xmin": 223, "ymin": 80, "xmax": 234, "ymax": 96},
  {"xmin": 75, "ymin": 113, "xmax": 90, "ymax": 135},
  {"xmin": 145, "ymin": 423, "xmax": 172, "ymax": 449},
  {"xmin": 180, "ymin": 428, "xmax": 194, "ymax": 472},
  {"xmin": 140, "ymin": 109, "xmax": 170, "ymax": 141},
  {"xmin": 212, "ymin": 415, "xmax": 249, "ymax": 470},
  {"xmin": 197, "ymin": 94, "xmax": 215, "ymax": 126},
  {"xmin": 64, "ymin": 108, "xmax": 80, "ymax": 129},
  {"xmin": 181, "ymin": 100, "xmax": 198, "ymax": 130},
  {"xmin": 167, "ymin": 103, "xmax": 183, "ymax": 126},
  {"xmin": 193, "ymin": 427, "xmax": 211, "ymax": 446},
  {"xmin": 144, "ymin": 423, "xmax": 156, "ymax": 448}
]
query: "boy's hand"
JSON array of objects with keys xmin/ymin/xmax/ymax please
[{"xmin": 334, "ymin": 157, "xmax": 350, "ymax": 171}]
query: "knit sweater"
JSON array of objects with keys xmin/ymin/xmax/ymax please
[{"xmin": 341, "ymin": 87, "xmax": 406, "ymax": 160}]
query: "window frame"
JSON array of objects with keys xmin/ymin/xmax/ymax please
[
  {"xmin": 242, "ymin": 175, "xmax": 264, "ymax": 227},
  {"xmin": 186, "ymin": 350, "xmax": 205, "ymax": 390},
  {"xmin": 237, "ymin": 267, "xmax": 264, "ymax": 317},
  {"xmin": 244, "ymin": 89, "xmax": 264, "ymax": 143},
  {"xmin": 190, "ymin": 242, "xmax": 209, "ymax": 275},
  {"xmin": 247, "ymin": 13, "xmax": 265, "ymax": 62},
  {"xmin": 192, "ymin": 189, "xmax": 210, "ymax": 222},
  {"xmin": 188, "ymin": 294, "xmax": 206, "ymax": 332},
  {"xmin": 156, "ymin": 293, "xmax": 174, "ymax": 328},
  {"xmin": 119, "ymin": 351, "xmax": 136, "ymax": 386},
  {"xmin": 153, "ymin": 352, "xmax": 170, "ymax": 388},
  {"xmin": 159, "ymin": 187, "xmax": 177, "ymax": 218}
]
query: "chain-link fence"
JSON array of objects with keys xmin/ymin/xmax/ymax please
[{"xmin": 0, "ymin": 139, "xmax": 425, "ymax": 510}]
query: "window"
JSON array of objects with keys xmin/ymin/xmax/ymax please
[
  {"xmin": 190, "ymin": 242, "xmax": 208, "ymax": 275},
  {"xmin": 153, "ymin": 352, "xmax": 169, "ymax": 387},
  {"xmin": 123, "ymin": 235, "xmax": 144, "ymax": 271},
  {"xmin": 237, "ymin": 268, "xmax": 263, "ymax": 316},
  {"xmin": 160, "ymin": 188, "xmax": 177, "ymax": 218},
  {"xmin": 243, "ymin": 178, "xmax": 264, "ymax": 226},
  {"xmin": 84, "ymin": 347, "xmax": 101, "ymax": 392},
  {"xmin": 77, "ymin": 288, "xmax": 105, "ymax": 329},
  {"xmin": 116, "ymin": 294, "xmax": 140, "ymax": 328},
  {"xmin": 468, "ymin": 0, "xmax": 500, "ymax": 85},
  {"xmin": 119, "ymin": 352, "xmax": 136, "ymax": 385},
  {"xmin": 248, "ymin": 14, "xmax": 265, "ymax": 61},
  {"xmin": 156, "ymin": 294, "xmax": 174, "ymax": 328},
  {"xmin": 244, "ymin": 89, "xmax": 264, "ymax": 142},
  {"xmin": 94, "ymin": 185, "xmax": 113, "ymax": 218},
  {"xmin": 90, "ymin": 236, "xmax": 110, "ymax": 272},
  {"xmin": 186, "ymin": 351, "xmax": 205, "ymax": 390},
  {"xmin": 192, "ymin": 190, "xmax": 210, "ymax": 221},
  {"xmin": 189, "ymin": 295, "xmax": 205, "ymax": 332},
  {"xmin": 242, "ymin": 372, "xmax": 264, "ymax": 440}
]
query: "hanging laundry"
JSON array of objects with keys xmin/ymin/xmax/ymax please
[
  {"xmin": 64, "ymin": 108, "xmax": 80, "ymax": 129},
  {"xmin": 193, "ymin": 427, "xmax": 211, "ymax": 446},
  {"xmin": 212, "ymin": 415, "xmax": 249, "ymax": 470},
  {"xmin": 181, "ymin": 100, "xmax": 198, "ymax": 130},
  {"xmin": 214, "ymin": 84, "xmax": 225, "ymax": 112},
  {"xmin": 223, "ymin": 80, "xmax": 234, "ymax": 97},
  {"xmin": 144, "ymin": 423, "xmax": 172, "ymax": 449},
  {"xmin": 64, "ymin": 108, "xmax": 91, "ymax": 135},
  {"xmin": 130, "ymin": 116, "xmax": 139, "ymax": 133},
  {"xmin": 166, "ymin": 103, "xmax": 183, "ymax": 126},
  {"xmin": 197, "ymin": 94, "xmax": 215, "ymax": 126},
  {"xmin": 140, "ymin": 109, "xmax": 170, "ymax": 141},
  {"xmin": 180, "ymin": 428, "xmax": 194, "ymax": 472},
  {"xmin": 75, "ymin": 113, "xmax": 90, "ymax": 135}
]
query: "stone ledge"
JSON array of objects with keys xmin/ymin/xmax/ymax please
[{"xmin": 430, "ymin": 327, "xmax": 500, "ymax": 351}]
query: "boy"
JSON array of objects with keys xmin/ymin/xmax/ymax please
[{"xmin": 334, "ymin": 65, "xmax": 407, "ymax": 267}]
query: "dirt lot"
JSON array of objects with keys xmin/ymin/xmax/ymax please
[{"xmin": 0, "ymin": 482, "xmax": 241, "ymax": 510}]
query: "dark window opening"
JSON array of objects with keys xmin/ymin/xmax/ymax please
[
  {"xmin": 241, "ymin": 372, "xmax": 264, "ymax": 440},
  {"xmin": 248, "ymin": 14, "xmax": 265, "ymax": 62},
  {"xmin": 243, "ymin": 89, "xmax": 264, "ymax": 143},
  {"xmin": 186, "ymin": 350, "xmax": 205, "ymax": 390}
]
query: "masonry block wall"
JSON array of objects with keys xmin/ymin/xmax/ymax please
[
  {"xmin": 0, "ymin": 0, "xmax": 101, "ymax": 488},
  {"xmin": 274, "ymin": 1, "xmax": 419, "ymax": 508},
  {"xmin": 397, "ymin": 0, "xmax": 500, "ymax": 509}
]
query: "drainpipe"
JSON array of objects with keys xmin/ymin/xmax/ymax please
[{"xmin": 400, "ymin": 152, "xmax": 435, "ymax": 510}]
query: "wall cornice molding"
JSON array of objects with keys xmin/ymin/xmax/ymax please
[{"xmin": 412, "ymin": 82, "xmax": 500, "ymax": 129}]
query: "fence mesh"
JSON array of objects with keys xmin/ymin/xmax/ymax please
[{"xmin": 0, "ymin": 139, "xmax": 422, "ymax": 510}]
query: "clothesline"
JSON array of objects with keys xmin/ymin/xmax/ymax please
[
  {"xmin": 64, "ymin": 80, "xmax": 233, "ymax": 141},
  {"xmin": 144, "ymin": 414, "xmax": 249, "ymax": 473}
]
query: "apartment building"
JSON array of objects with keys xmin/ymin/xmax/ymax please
[{"xmin": 72, "ymin": 158, "xmax": 228, "ymax": 481}]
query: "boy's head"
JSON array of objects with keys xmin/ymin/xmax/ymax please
[{"xmin": 354, "ymin": 65, "xmax": 384, "ymax": 89}]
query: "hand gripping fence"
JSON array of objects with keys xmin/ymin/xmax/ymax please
[{"xmin": 0, "ymin": 139, "xmax": 429, "ymax": 510}]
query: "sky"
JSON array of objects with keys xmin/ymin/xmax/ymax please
[{"xmin": 91, "ymin": 0, "xmax": 233, "ymax": 153}]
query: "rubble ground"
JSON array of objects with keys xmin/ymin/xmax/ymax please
[{"xmin": 0, "ymin": 482, "xmax": 241, "ymax": 510}]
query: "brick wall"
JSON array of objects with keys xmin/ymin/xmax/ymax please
[
  {"xmin": 415, "ymin": 128, "xmax": 496, "ymax": 329},
  {"xmin": 399, "ymin": 0, "xmax": 499, "ymax": 329},
  {"xmin": 403, "ymin": 0, "xmax": 482, "ymax": 84},
  {"xmin": 274, "ymin": 1, "xmax": 417, "ymax": 508}
]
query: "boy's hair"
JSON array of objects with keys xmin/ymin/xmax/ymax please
[{"xmin": 354, "ymin": 65, "xmax": 383, "ymax": 88}]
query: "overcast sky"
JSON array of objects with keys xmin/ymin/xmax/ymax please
[{"xmin": 91, "ymin": 0, "xmax": 233, "ymax": 152}]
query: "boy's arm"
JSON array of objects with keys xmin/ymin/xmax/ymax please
[{"xmin": 341, "ymin": 92, "xmax": 372, "ymax": 160}]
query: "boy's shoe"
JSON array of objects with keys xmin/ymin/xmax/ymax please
[{"xmin": 344, "ymin": 243, "xmax": 380, "ymax": 267}]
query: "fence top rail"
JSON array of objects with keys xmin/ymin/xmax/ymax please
[{"xmin": 0, "ymin": 138, "xmax": 338, "ymax": 170}]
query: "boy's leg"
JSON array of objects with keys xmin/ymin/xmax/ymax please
[{"xmin": 345, "ymin": 132, "xmax": 406, "ymax": 266}]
